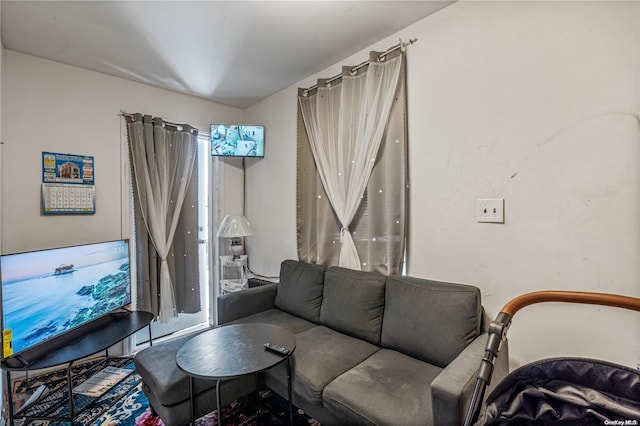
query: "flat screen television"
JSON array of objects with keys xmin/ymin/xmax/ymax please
[
  {"xmin": 211, "ymin": 124, "xmax": 265, "ymax": 157},
  {"xmin": 0, "ymin": 239, "xmax": 131, "ymax": 358}
]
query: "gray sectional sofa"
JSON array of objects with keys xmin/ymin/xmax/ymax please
[{"xmin": 135, "ymin": 259, "xmax": 509, "ymax": 426}]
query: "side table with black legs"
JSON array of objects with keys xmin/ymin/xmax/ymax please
[{"xmin": 176, "ymin": 323, "xmax": 296, "ymax": 426}]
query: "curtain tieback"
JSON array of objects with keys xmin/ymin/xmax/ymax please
[{"xmin": 340, "ymin": 226, "xmax": 349, "ymax": 243}]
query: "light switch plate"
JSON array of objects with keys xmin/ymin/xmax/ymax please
[{"xmin": 476, "ymin": 198, "xmax": 504, "ymax": 223}]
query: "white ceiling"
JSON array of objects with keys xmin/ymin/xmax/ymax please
[{"xmin": 1, "ymin": 1, "xmax": 453, "ymax": 108}]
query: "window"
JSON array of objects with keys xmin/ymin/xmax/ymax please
[{"xmin": 296, "ymin": 50, "xmax": 408, "ymax": 275}]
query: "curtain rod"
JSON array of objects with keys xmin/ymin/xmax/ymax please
[
  {"xmin": 120, "ymin": 111, "xmax": 206, "ymax": 134},
  {"xmin": 301, "ymin": 37, "xmax": 417, "ymax": 96}
]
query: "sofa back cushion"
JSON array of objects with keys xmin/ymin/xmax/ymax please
[
  {"xmin": 381, "ymin": 275, "xmax": 482, "ymax": 367},
  {"xmin": 275, "ymin": 260, "xmax": 326, "ymax": 323},
  {"xmin": 319, "ymin": 266, "xmax": 386, "ymax": 345}
]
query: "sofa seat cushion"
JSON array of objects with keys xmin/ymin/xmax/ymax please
[
  {"xmin": 135, "ymin": 330, "xmax": 218, "ymax": 407},
  {"xmin": 275, "ymin": 260, "xmax": 326, "ymax": 323},
  {"xmin": 136, "ymin": 329, "xmax": 258, "ymax": 426},
  {"xmin": 227, "ymin": 308, "xmax": 317, "ymax": 335},
  {"xmin": 264, "ymin": 325, "xmax": 379, "ymax": 406},
  {"xmin": 319, "ymin": 266, "xmax": 386, "ymax": 345},
  {"xmin": 323, "ymin": 349, "xmax": 443, "ymax": 426}
]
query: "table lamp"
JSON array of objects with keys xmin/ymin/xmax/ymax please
[{"xmin": 217, "ymin": 215, "xmax": 253, "ymax": 259}]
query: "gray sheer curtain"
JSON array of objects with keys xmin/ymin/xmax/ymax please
[
  {"xmin": 126, "ymin": 114, "xmax": 200, "ymax": 322},
  {"xmin": 297, "ymin": 50, "xmax": 407, "ymax": 275}
]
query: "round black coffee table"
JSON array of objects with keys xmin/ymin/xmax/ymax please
[{"xmin": 176, "ymin": 323, "xmax": 296, "ymax": 425}]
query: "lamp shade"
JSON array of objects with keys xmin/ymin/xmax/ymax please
[{"xmin": 217, "ymin": 215, "xmax": 253, "ymax": 238}]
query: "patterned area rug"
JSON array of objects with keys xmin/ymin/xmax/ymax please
[
  {"xmin": 10, "ymin": 357, "xmax": 318, "ymax": 426},
  {"xmin": 109, "ymin": 382, "xmax": 319, "ymax": 426},
  {"xmin": 95, "ymin": 381, "xmax": 255, "ymax": 426},
  {"xmin": 10, "ymin": 357, "xmax": 140, "ymax": 425}
]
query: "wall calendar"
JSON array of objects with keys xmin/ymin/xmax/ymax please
[{"xmin": 41, "ymin": 151, "xmax": 96, "ymax": 215}]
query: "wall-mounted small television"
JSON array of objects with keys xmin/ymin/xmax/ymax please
[
  {"xmin": 0, "ymin": 239, "xmax": 131, "ymax": 358},
  {"xmin": 211, "ymin": 124, "xmax": 264, "ymax": 157}
]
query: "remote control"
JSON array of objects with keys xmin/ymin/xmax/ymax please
[{"xmin": 264, "ymin": 342, "xmax": 290, "ymax": 355}]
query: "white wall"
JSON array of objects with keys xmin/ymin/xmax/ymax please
[
  {"xmin": 245, "ymin": 1, "xmax": 640, "ymax": 368},
  {"xmin": 242, "ymin": 87, "xmax": 299, "ymax": 278},
  {"xmin": 1, "ymin": 50, "xmax": 243, "ymax": 254}
]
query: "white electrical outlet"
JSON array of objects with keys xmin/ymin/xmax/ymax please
[{"xmin": 476, "ymin": 198, "xmax": 504, "ymax": 223}]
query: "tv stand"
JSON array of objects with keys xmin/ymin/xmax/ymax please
[{"xmin": 1, "ymin": 310, "xmax": 153, "ymax": 425}]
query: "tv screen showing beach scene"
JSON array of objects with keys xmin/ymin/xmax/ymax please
[
  {"xmin": 210, "ymin": 124, "xmax": 265, "ymax": 157},
  {"xmin": 0, "ymin": 240, "xmax": 131, "ymax": 358}
]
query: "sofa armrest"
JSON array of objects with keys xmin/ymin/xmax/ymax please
[
  {"xmin": 431, "ymin": 332, "xmax": 509, "ymax": 426},
  {"xmin": 217, "ymin": 283, "xmax": 278, "ymax": 324}
]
